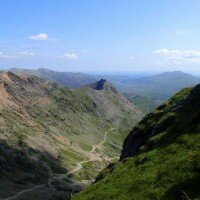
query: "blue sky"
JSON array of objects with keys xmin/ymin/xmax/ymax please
[{"xmin": 1, "ymin": 0, "xmax": 200, "ymax": 73}]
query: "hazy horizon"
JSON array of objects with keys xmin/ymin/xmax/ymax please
[{"xmin": 1, "ymin": 66, "xmax": 200, "ymax": 77}]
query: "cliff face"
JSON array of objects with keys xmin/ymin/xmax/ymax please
[
  {"xmin": 89, "ymin": 79, "xmax": 118, "ymax": 93},
  {"xmin": 74, "ymin": 84, "xmax": 200, "ymax": 200}
]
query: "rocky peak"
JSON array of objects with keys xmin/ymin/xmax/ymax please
[{"xmin": 90, "ymin": 79, "xmax": 118, "ymax": 93}]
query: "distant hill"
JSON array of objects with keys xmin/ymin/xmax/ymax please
[
  {"xmin": 117, "ymin": 71, "xmax": 200, "ymax": 100},
  {"xmin": 9, "ymin": 69, "xmax": 200, "ymax": 113},
  {"xmin": 126, "ymin": 94, "xmax": 161, "ymax": 114},
  {"xmin": 10, "ymin": 68, "xmax": 97, "ymax": 88},
  {"xmin": 0, "ymin": 72, "xmax": 142, "ymax": 199},
  {"xmin": 112, "ymin": 71, "xmax": 200, "ymax": 112},
  {"xmin": 74, "ymin": 84, "xmax": 200, "ymax": 200}
]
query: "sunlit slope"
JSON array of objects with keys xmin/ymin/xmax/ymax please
[{"xmin": 0, "ymin": 72, "xmax": 142, "ymax": 198}]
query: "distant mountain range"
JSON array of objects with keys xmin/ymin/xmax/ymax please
[
  {"xmin": 114, "ymin": 71, "xmax": 200, "ymax": 100},
  {"xmin": 8, "ymin": 68, "xmax": 200, "ymax": 113},
  {"xmin": 108, "ymin": 71, "xmax": 200, "ymax": 113},
  {"xmin": 0, "ymin": 72, "xmax": 142, "ymax": 199},
  {"xmin": 10, "ymin": 68, "xmax": 97, "ymax": 88}
]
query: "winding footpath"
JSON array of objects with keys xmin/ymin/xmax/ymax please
[
  {"xmin": 66, "ymin": 128, "xmax": 117, "ymax": 177},
  {"xmin": 6, "ymin": 128, "xmax": 119, "ymax": 200}
]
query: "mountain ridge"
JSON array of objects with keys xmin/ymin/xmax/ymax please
[
  {"xmin": 9, "ymin": 68, "xmax": 97, "ymax": 88},
  {"xmin": 114, "ymin": 71, "xmax": 200, "ymax": 113},
  {"xmin": 0, "ymin": 71, "xmax": 143, "ymax": 199}
]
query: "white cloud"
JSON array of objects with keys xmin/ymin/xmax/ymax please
[
  {"xmin": 62, "ymin": 53, "xmax": 78, "ymax": 60},
  {"xmin": 128, "ymin": 56, "xmax": 134, "ymax": 60},
  {"xmin": 153, "ymin": 48, "xmax": 200, "ymax": 64},
  {"xmin": 153, "ymin": 49, "xmax": 200, "ymax": 58},
  {"xmin": 18, "ymin": 51, "xmax": 35, "ymax": 56},
  {"xmin": 30, "ymin": 33, "xmax": 52, "ymax": 40},
  {"xmin": 0, "ymin": 51, "xmax": 35, "ymax": 59},
  {"xmin": 81, "ymin": 49, "xmax": 89, "ymax": 53},
  {"xmin": 0, "ymin": 54, "xmax": 18, "ymax": 59},
  {"xmin": 155, "ymin": 60, "xmax": 161, "ymax": 65},
  {"xmin": 175, "ymin": 30, "xmax": 187, "ymax": 36},
  {"xmin": 153, "ymin": 49, "xmax": 171, "ymax": 55},
  {"xmin": 153, "ymin": 49, "xmax": 184, "ymax": 56}
]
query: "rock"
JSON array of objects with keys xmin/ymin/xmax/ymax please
[
  {"xmin": 49, "ymin": 179, "xmax": 72, "ymax": 192},
  {"xmin": 176, "ymin": 190, "xmax": 190, "ymax": 200},
  {"xmin": 120, "ymin": 127, "xmax": 147, "ymax": 160}
]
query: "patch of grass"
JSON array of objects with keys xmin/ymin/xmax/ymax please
[
  {"xmin": 60, "ymin": 148, "xmax": 84, "ymax": 162},
  {"xmin": 79, "ymin": 142, "xmax": 92, "ymax": 152}
]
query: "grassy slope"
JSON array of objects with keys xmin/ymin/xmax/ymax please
[
  {"xmin": 0, "ymin": 72, "xmax": 142, "ymax": 197},
  {"xmin": 125, "ymin": 94, "xmax": 161, "ymax": 114},
  {"xmin": 74, "ymin": 85, "xmax": 200, "ymax": 200}
]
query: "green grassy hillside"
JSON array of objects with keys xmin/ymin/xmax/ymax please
[
  {"xmin": 125, "ymin": 94, "xmax": 161, "ymax": 114},
  {"xmin": 74, "ymin": 84, "xmax": 200, "ymax": 200},
  {"xmin": 0, "ymin": 72, "xmax": 142, "ymax": 199}
]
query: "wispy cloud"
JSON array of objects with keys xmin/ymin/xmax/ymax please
[
  {"xmin": 81, "ymin": 49, "xmax": 89, "ymax": 53},
  {"xmin": 30, "ymin": 33, "xmax": 54, "ymax": 41},
  {"xmin": 62, "ymin": 53, "xmax": 79, "ymax": 60},
  {"xmin": 128, "ymin": 56, "xmax": 134, "ymax": 60},
  {"xmin": 0, "ymin": 51, "xmax": 18, "ymax": 59},
  {"xmin": 175, "ymin": 30, "xmax": 187, "ymax": 36},
  {"xmin": 153, "ymin": 49, "xmax": 200, "ymax": 57},
  {"xmin": 153, "ymin": 48, "xmax": 200, "ymax": 64},
  {"xmin": 0, "ymin": 54, "xmax": 18, "ymax": 59},
  {"xmin": 0, "ymin": 51, "xmax": 35, "ymax": 59},
  {"xmin": 18, "ymin": 51, "xmax": 35, "ymax": 56}
]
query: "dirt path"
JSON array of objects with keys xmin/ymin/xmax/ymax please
[
  {"xmin": 66, "ymin": 128, "xmax": 117, "ymax": 176},
  {"xmin": 8, "ymin": 128, "xmax": 119, "ymax": 199}
]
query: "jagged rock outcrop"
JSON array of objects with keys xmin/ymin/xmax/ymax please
[{"xmin": 89, "ymin": 79, "xmax": 118, "ymax": 93}]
